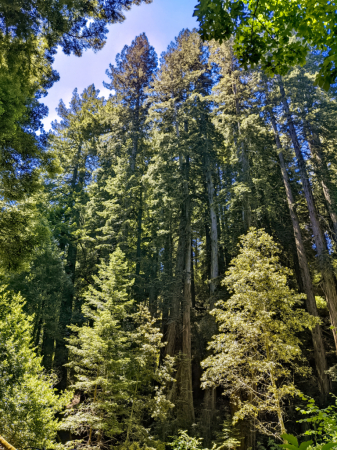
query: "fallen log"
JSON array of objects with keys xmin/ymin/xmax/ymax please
[{"xmin": 0, "ymin": 435, "xmax": 16, "ymax": 450}]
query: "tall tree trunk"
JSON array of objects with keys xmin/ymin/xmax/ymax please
[
  {"xmin": 306, "ymin": 128, "xmax": 337, "ymax": 242},
  {"xmin": 162, "ymin": 231, "xmax": 173, "ymax": 341},
  {"xmin": 232, "ymin": 76, "xmax": 251, "ymax": 231},
  {"xmin": 54, "ymin": 147, "xmax": 81, "ymax": 390},
  {"xmin": 166, "ymin": 111, "xmax": 194, "ymax": 427},
  {"xmin": 180, "ymin": 166, "xmax": 195, "ymax": 425},
  {"xmin": 278, "ymin": 75, "xmax": 337, "ymax": 352},
  {"xmin": 271, "ymin": 113, "xmax": 330, "ymax": 400},
  {"xmin": 149, "ymin": 251, "xmax": 158, "ymax": 317},
  {"xmin": 205, "ymin": 154, "xmax": 219, "ymax": 298},
  {"xmin": 191, "ymin": 240, "xmax": 196, "ymax": 308},
  {"xmin": 42, "ymin": 322, "xmax": 55, "ymax": 372},
  {"xmin": 135, "ymin": 192, "xmax": 142, "ymax": 277},
  {"xmin": 202, "ymin": 139, "xmax": 219, "ymax": 438}
]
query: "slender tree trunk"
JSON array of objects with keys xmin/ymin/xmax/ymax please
[
  {"xmin": 271, "ymin": 114, "xmax": 330, "ymax": 400},
  {"xmin": 202, "ymin": 132, "xmax": 219, "ymax": 436},
  {"xmin": 191, "ymin": 240, "xmax": 196, "ymax": 308},
  {"xmin": 278, "ymin": 75, "xmax": 337, "ymax": 352},
  {"xmin": 149, "ymin": 252, "xmax": 158, "ymax": 317},
  {"xmin": 162, "ymin": 231, "xmax": 173, "ymax": 341},
  {"xmin": 205, "ymin": 154, "xmax": 219, "ymax": 298},
  {"xmin": 42, "ymin": 324, "xmax": 55, "ymax": 372},
  {"xmin": 306, "ymin": 129, "xmax": 337, "ymax": 242},
  {"xmin": 232, "ymin": 77, "xmax": 251, "ymax": 230},
  {"xmin": 135, "ymin": 191, "xmax": 142, "ymax": 277}
]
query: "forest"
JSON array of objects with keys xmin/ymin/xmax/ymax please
[{"xmin": 1, "ymin": 1, "xmax": 337, "ymax": 450}]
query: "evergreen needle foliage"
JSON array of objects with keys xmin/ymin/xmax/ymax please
[
  {"xmin": 202, "ymin": 229, "xmax": 319, "ymax": 439},
  {"xmin": 0, "ymin": 287, "xmax": 70, "ymax": 448},
  {"xmin": 61, "ymin": 248, "xmax": 174, "ymax": 448}
]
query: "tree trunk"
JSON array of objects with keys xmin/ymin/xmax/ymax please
[
  {"xmin": 166, "ymin": 109, "xmax": 194, "ymax": 426},
  {"xmin": 205, "ymin": 154, "xmax": 219, "ymax": 298},
  {"xmin": 42, "ymin": 324, "xmax": 55, "ymax": 372},
  {"xmin": 271, "ymin": 113, "xmax": 330, "ymax": 400},
  {"xmin": 306, "ymin": 129, "xmax": 337, "ymax": 242},
  {"xmin": 232, "ymin": 78, "xmax": 251, "ymax": 231},
  {"xmin": 180, "ymin": 177, "xmax": 195, "ymax": 425},
  {"xmin": 54, "ymin": 147, "xmax": 81, "ymax": 391},
  {"xmin": 278, "ymin": 75, "xmax": 337, "ymax": 352}
]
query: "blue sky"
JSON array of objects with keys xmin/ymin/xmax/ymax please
[{"xmin": 42, "ymin": 0, "xmax": 198, "ymax": 130}]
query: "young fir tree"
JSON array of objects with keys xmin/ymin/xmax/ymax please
[
  {"xmin": 61, "ymin": 247, "xmax": 174, "ymax": 449},
  {"xmin": 0, "ymin": 287, "xmax": 70, "ymax": 449},
  {"xmin": 202, "ymin": 229, "xmax": 318, "ymax": 441}
]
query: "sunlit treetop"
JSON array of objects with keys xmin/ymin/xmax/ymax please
[
  {"xmin": 0, "ymin": 0, "xmax": 152, "ymax": 56},
  {"xmin": 194, "ymin": 0, "xmax": 337, "ymax": 90}
]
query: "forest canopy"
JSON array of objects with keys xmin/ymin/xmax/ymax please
[
  {"xmin": 1, "ymin": 1, "xmax": 337, "ymax": 449},
  {"xmin": 193, "ymin": 0, "xmax": 337, "ymax": 90}
]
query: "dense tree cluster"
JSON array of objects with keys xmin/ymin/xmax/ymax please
[{"xmin": 1, "ymin": 28, "xmax": 337, "ymax": 450}]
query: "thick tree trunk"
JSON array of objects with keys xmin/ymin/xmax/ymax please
[
  {"xmin": 165, "ymin": 113, "xmax": 186, "ymax": 357},
  {"xmin": 181, "ymin": 182, "xmax": 195, "ymax": 425},
  {"xmin": 165, "ymin": 209, "xmax": 186, "ymax": 357},
  {"xmin": 271, "ymin": 114, "xmax": 330, "ymax": 400},
  {"xmin": 278, "ymin": 75, "xmax": 337, "ymax": 352},
  {"xmin": 202, "ymin": 146, "xmax": 219, "ymax": 436}
]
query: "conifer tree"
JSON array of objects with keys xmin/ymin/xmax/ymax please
[
  {"xmin": 49, "ymin": 84, "xmax": 105, "ymax": 389},
  {"xmin": 62, "ymin": 248, "xmax": 173, "ymax": 448},
  {"xmin": 101, "ymin": 33, "xmax": 157, "ymax": 299},
  {"xmin": 202, "ymin": 229, "xmax": 318, "ymax": 441},
  {"xmin": 0, "ymin": 287, "xmax": 70, "ymax": 448},
  {"xmin": 6, "ymin": 238, "xmax": 71, "ymax": 372}
]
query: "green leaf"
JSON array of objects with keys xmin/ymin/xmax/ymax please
[
  {"xmin": 321, "ymin": 444, "xmax": 337, "ymax": 450},
  {"xmin": 298, "ymin": 441, "xmax": 313, "ymax": 450},
  {"xmin": 281, "ymin": 435, "xmax": 299, "ymax": 448}
]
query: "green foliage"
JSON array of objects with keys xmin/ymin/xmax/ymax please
[
  {"xmin": 202, "ymin": 229, "xmax": 318, "ymax": 438},
  {"xmin": 279, "ymin": 433, "xmax": 337, "ymax": 450},
  {"xmin": 0, "ymin": 286, "xmax": 71, "ymax": 448},
  {"xmin": 169, "ymin": 430, "xmax": 207, "ymax": 450},
  {"xmin": 211, "ymin": 419, "xmax": 241, "ymax": 450},
  {"xmin": 61, "ymin": 247, "xmax": 174, "ymax": 448},
  {"xmin": 113, "ymin": 441, "xmax": 165, "ymax": 450},
  {"xmin": 296, "ymin": 397, "xmax": 337, "ymax": 446},
  {"xmin": 5, "ymin": 238, "xmax": 71, "ymax": 370},
  {"xmin": 194, "ymin": 0, "xmax": 337, "ymax": 89},
  {"xmin": 0, "ymin": 197, "xmax": 50, "ymax": 271}
]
